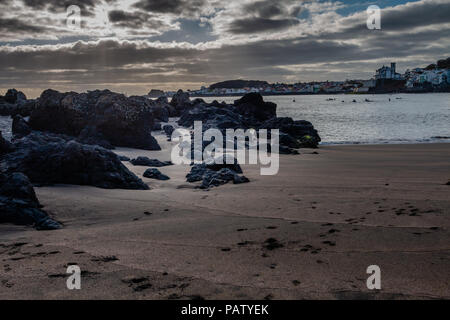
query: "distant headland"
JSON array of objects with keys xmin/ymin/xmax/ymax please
[{"xmin": 153, "ymin": 57, "xmax": 450, "ymax": 97}]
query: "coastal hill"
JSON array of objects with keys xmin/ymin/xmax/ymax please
[
  {"xmin": 426, "ymin": 57, "xmax": 450, "ymax": 70},
  {"xmin": 209, "ymin": 80, "xmax": 269, "ymax": 89}
]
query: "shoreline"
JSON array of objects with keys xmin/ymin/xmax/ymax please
[
  {"xmin": 0, "ymin": 142, "xmax": 449, "ymax": 299},
  {"xmin": 1, "ymin": 115, "xmax": 449, "ymax": 147},
  {"xmin": 189, "ymin": 91, "xmax": 450, "ymax": 98}
]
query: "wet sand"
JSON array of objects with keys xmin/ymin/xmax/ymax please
[{"xmin": 0, "ymin": 142, "xmax": 449, "ymax": 299}]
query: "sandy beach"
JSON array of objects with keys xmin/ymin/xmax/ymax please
[{"xmin": 0, "ymin": 141, "xmax": 449, "ymax": 300}]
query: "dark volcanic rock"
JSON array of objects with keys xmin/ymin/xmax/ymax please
[
  {"xmin": 0, "ymin": 172, "xmax": 61, "ymax": 230},
  {"xmin": 0, "ymin": 89, "xmax": 35, "ymax": 117},
  {"xmin": 150, "ymin": 104, "xmax": 169, "ymax": 122},
  {"xmin": 178, "ymin": 103, "xmax": 244, "ymax": 130},
  {"xmin": 259, "ymin": 117, "xmax": 321, "ymax": 148},
  {"xmin": 118, "ymin": 155, "xmax": 130, "ymax": 162},
  {"xmin": 205, "ymin": 155, "xmax": 243, "ymax": 174},
  {"xmin": 143, "ymin": 168, "xmax": 170, "ymax": 181},
  {"xmin": 170, "ymin": 90, "xmax": 190, "ymax": 109},
  {"xmin": 12, "ymin": 115, "xmax": 32, "ymax": 138},
  {"xmin": 234, "ymin": 93, "xmax": 277, "ymax": 124},
  {"xmin": 77, "ymin": 125, "xmax": 114, "ymax": 150},
  {"xmin": 186, "ymin": 164, "xmax": 208, "ymax": 183},
  {"xmin": 200, "ymin": 168, "xmax": 249, "ymax": 189},
  {"xmin": 186, "ymin": 162, "xmax": 248, "ymax": 189},
  {"xmin": 176, "ymin": 94, "xmax": 321, "ymax": 151},
  {"xmin": 0, "ymin": 130, "xmax": 13, "ymax": 156},
  {"xmin": 1, "ymin": 132, "xmax": 149, "ymax": 190},
  {"xmin": 5, "ymin": 89, "xmax": 27, "ymax": 104},
  {"xmin": 152, "ymin": 122, "xmax": 162, "ymax": 131},
  {"xmin": 279, "ymin": 132, "xmax": 301, "ymax": 149},
  {"xmin": 28, "ymin": 89, "xmax": 161, "ymax": 150},
  {"xmin": 130, "ymin": 157, "xmax": 173, "ymax": 167},
  {"xmin": 163, "ymin": 125, "xmax": 175, "ymax": 137}
]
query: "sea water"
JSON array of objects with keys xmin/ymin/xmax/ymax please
[
  {"xmin": 1, "ymin": 93, "xmax": 449, "ymax": 145},
  {"xmin": 202, "ymin": 93, "xmax": 450, "ymax": 145}
]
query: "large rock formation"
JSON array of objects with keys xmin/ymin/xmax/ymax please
[
  {"xmin": 170, "ymin": 89, "xmax": 190, "ymax": 112},
  {"xmin": 0, "ymin": 130, "xmax": 13, "ymax": 156},
  {"xmin": 4, "ymin": 89, "xmax": 27, "ymax": 104},
  {"xmin": 258, "ymin": 117, "xmax": 321, "ymax": 148},
  {"xmin": 0, "ymin": 89, "xmax": 35, "ymax": 117},
  {"xmin": 1, "ymin": 132, "xmax": 149, "ymax": 190},
  {"xmin": 234, "ymin": 93, "xmax": 277, "ymax": 125},
  {"xmin": 178, "ymin": 100, "xmax": 244, "ymax": 130},
  {"xmin": 28, "ymin": 89, "xmax": 161, "ymax": 150},
  {"xmin": 0, "ymin": 172, "xmax": 61, "ymax": 230},
  {"xmin": 12, "ymin": 115, "xmax": 32, "ymax": 138},
  {"xmin": 177, "ymin": 93, "xmax": 321, "ymax": 149}
]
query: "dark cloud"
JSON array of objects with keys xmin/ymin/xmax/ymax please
[
  {"xmin": 21, "ymin": 0, "xmax": 97, "ymax": 15},
  {"xmin": 382, "ymin": 0, "xmax": 450, "ymax": 31},
  {"xmin": 228, "ymin": 17, "xmax": 299, "ymax": 34},
  {"xmin": 0, "ymin": 17, "xmax": 47, "ymax": 33},
  {"xmin": 133, "ymin": 0, "xmax": 205, "ymax": 15},
  {"xmin": 107, "ymin": 10, "xmax": 166, "ymax": 30},
  {"xmin": 340, "ymin": 0, "xmax": 450, "ymax": 34},
  {"xmin": 243, "ymin": 1, "xmax": 286, "ymax": 19},
  {"xmin": 229, "ymin": 0, "xmax": 302, "ymax": 34},
  {"xmin": 0, "ymin": 0, "xmax": 449, "ymax": 96}
]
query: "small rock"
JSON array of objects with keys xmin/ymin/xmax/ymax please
[
  {"xmin": 130, "ymin": 156, "xmax": 173, "ymax": 167},
  {"xmin": 143, "ymin": 168, "xmax": 170, "ymax": 181}
]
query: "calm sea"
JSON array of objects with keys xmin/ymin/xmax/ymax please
[
  {"xmin": 1, "ymin": 93, "xmax": 449, "ymax": 145},
  {"xmin": 202, "ymin": 93, "xmax": 450, "ymax": 145}
]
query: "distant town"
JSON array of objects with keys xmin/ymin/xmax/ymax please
[{"xmin": 149, "ymin": 57, "xmax": 450, "ymax": 98}]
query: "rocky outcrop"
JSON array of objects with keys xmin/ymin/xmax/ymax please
[
  {"xmin": 148, "ymin": 89, "xmax": 165, "ymax": 98},
  {"xmin": 130, "ymin": 157, "xmax": 173, "ymax": 167},
  {"xmin": 170, "ymin": 90, "xmax": 190, "ymax": 113},
  {"xmin": 4, "ymin": 89, "xmax": 27, "ymax": 104},
  {"xmin": 186, "ymin": 164, "xmax": 249, "ymax": 189},
  {"xmin": 0, "ymin": 130, "xmax": 13, "ymax": 156},
  {"xmin": 143, "ymin": 168, "xmax": 170, "ymax": 181},
  {"xmin": 1, "ymin": 132, "xmax": 149, "ymax": 190},
  {"xmin": 178, "ymin": 102, "xmax": 244, "ymax": 130},
  {"xmin": 118, "ymin": 155, "xmax": 130, "ymax": 162},
  {"xmin": 258, "ymin": 117, "xmax": 321, "ymax": 148},
  {"xmin": 177, "ymin": 93, "xmax": 321, "ymax": 150},
  {"xmin": 163, "ymin": 125, "xmax": 175, "ymax": 137},
  {"xmin": 12, "ymin": 115, "xmax": 32, "ymax": 138},
  {"xmin": 234, "ymin": 93, "xmax": 277, "ymax": 124},
  {"xmin": 0, "ymin": 89, "xmax": 35, "ymax": 117},
  {"xmin": 77, "ymin": 125, "xmax": 114, "ymax": 150},
  {"xmin": 28, "ymin": 89, "xmax": 161, "ymax": 150},
  {"xmin": 0, "ymin": 172, "xmax": 61, "ymax": 230}
]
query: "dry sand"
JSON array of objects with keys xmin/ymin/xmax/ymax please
[{"xmin": 0, "ymin": 139, "xmax": 449, "ymax": 299}]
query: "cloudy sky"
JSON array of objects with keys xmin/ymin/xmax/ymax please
[{"xmin": 1, "ymin": 0, "xmax": 449, "ymax": 97}]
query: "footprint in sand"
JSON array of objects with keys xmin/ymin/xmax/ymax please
[
  {"xmin": 92, "ymin": 255, "xmax": 119, "ymax": 263},
  {"xmin": 263, "ymin": 238, "xmax": 283, "ymax": 250}
]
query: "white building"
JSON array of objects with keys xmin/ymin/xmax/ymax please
[
  {"xmin": 375, "ymin": 63, "xmax": 403, "ymax": 80},
  {"xmin": 405, "ymin": 68, "xmax": 450, "ymax": 88}
]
